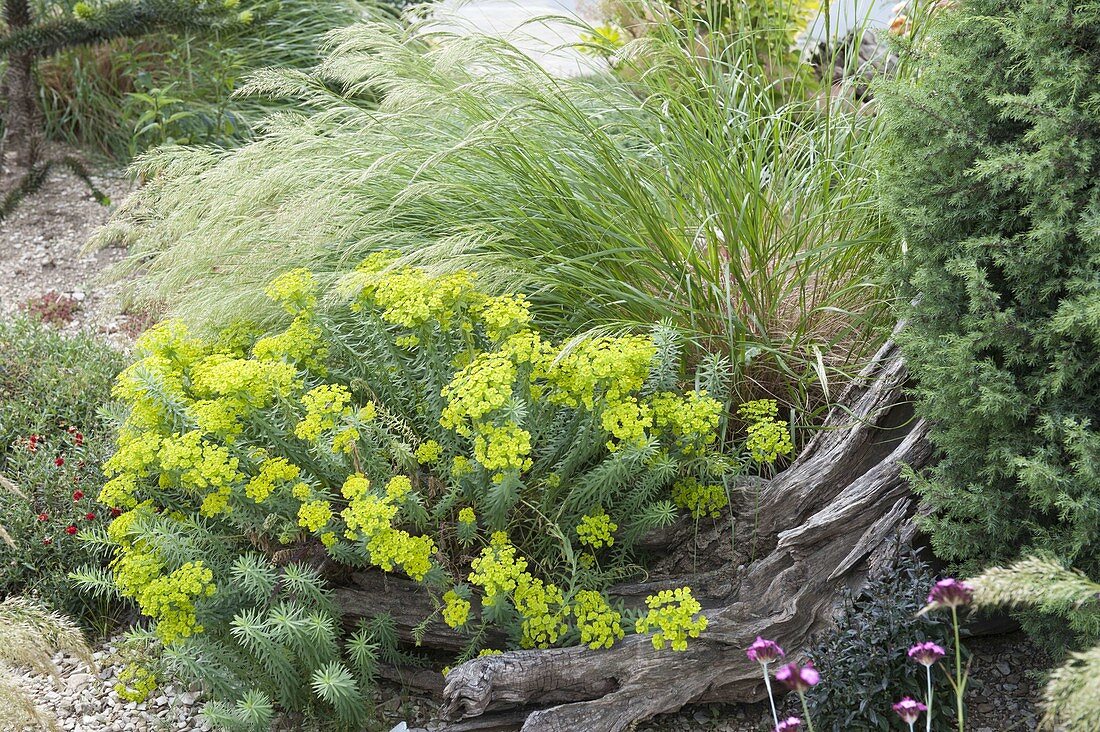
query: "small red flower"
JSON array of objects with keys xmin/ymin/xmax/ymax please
[
  {"xmin": 27, "ymin": 434, "xmax": 39, "ymax": 452},
  {"xmin": 74, "ymin": 432, "xmax": 84, "ymax": 447},
  {"xmin": 65, "ymin": 525, "xmax": 78, "ymax": 536},
  {"xmin": 109, "ymin": 507, "xmax": 123, "ymax": 518},
  {"xmin": 43, "ymin": 537, "xmax": 53, "ymax": 545},
  {"xmin": 85, "ymin": 512, "xmax": 96, "ymax": 522},
  {"xmin": 72, "ymin": 490, "xmax": 84, "ymax": 501},
  {"xmin": 37, "ymin": 512, "xmax": 49, "ymax": 522},
  {"xmin": 54, "ymin": 456, "xmax": 65, "ymax": 467}
]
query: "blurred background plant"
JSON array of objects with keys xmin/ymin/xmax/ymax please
[
  {"xmin": 586, "ymin": 0, "xmax": 819, "ymax": 72},
  {"xmin": 0, "ymin": 317, "xmax": 125, "ymax": 628},
  {"xmin": 33, "ymin": 0, "xmax": 375, "ymax": 160}
]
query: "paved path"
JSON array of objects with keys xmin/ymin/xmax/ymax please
[
  {"xmin": 431, "ymin": 0, "xmax": 605, "ymax": 76},
  {"xmin": 431, "ymin": 0, "xmax": 900, "ymax": 70}
]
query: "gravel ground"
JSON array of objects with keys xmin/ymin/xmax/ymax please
[
  {"xmin": 0, "ymin": 158, "xmax": 139, "ymax": 347},
  {"xmin": 16, "ymin": 640, "xmax": 210, "ymax": 732}
]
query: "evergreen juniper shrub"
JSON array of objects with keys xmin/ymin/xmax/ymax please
[{"xmin": 879, "ymin": 0, "xmax": 1100, "ymax": 592}]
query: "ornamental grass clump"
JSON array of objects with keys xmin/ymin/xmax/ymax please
[
  {"xmin": 100, "ymin": 3, "xmax": 897, "ymax": 414},
  {"xmin": 82, "ymin": 259, "xmax": 738, "ymax": 725},
  {"xmin": 0, "ymin": 597, "xmax": 93, "ymax": 731},
  {"xmin": 969, "ymin": 556, "xmax": 1100, "ymax": 730}
]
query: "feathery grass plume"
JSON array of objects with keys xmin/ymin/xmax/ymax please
[
  {"xmin": 971, "ymin": 556, "xmax": 1100, "ymax": 618},
  {"xmin": 0, "ymin": 597, "xmax": 94, "ymax": 731},
  {"xmin": 99, "ymin": 1, "xmax": 898, "ymax": 414},
  {"xmin": 0, "ymin": 471, "xmax": 23, "ymax": 547},
  {"xmin": 969, "ymin": 557, "xmax": 1100, "ymax": 730},
  {"xmin": 1042, "ymin": 646, "xmax": 1100, "ymax": 730}
]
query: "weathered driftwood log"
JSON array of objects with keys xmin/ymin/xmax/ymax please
[{"xmin": 334, "ymin": 337, "xmax": 931, "ymax": 731}]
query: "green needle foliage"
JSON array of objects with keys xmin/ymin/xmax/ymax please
[
  {"xmin": 880, "ymin": 0, "xmax": 1100, "ymax": 582},
  {"xmin": 100, "ymin": 3, "xmax": 898, "ymax": 413}
]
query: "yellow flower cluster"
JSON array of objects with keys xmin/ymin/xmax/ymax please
[
  {"xmin": 576, "ymin": 510, "xmax": 617, "ymax": 549},
  {"xmin": 671, "ymin": 478, "xmax": 728, "ymax": 519},
  {"xmin": 137, "ymin": 561, "xmax": 217, "ymax": 645},
  {"xmin": 133, "ymin": 319, "xmax": 206, "ymax": 367},
  {"xmin": 634, "ymin": 588, "xmax": 707, "ymax": 652},
  {"xmin": 342, "ymin": 494, "xmax": 396, "ymax": 539},
  {"xmin": 99, "ymin": 471, "xmax": 140, "ymax": 509},
  {"xmin": 458, "ymin": 507, "xmax": 476, "ymax": 525},
  {"xmin": 190, "ymin": 353, "xmax": 298, "ymax": 404},
  {"xmin": 541, "ymin": 336, "xmax": 655, "ymax": 410},
  {"xmin": 440, "ymin": 340, "xmax": 542, "ymax": 476},
  {"xmin": 295, "ymin": 384, "xmax": 354, "ymax": 442},
  {"xmin": 468, "ymin": 534, "xmax": 567, "ymax": 648},
  {"xmin": 265, "ymin": 268, "xmax": 318, "ymax": 315},
  {"xmin": 199, "ymin": 486, "xmax": 232, "ymax": 517},
  {"xmin": 415, "ymin": 439, "xmax": 443, "ymax": 465},
  {"xmin": 599, "ymin": 396, "xmax": 653, "ymax": 449},
  {"xmin": 385, "ymin": 475, "xmax": 413, "ymax": 502},
  {"xmin": 738, "ymin": 400, "xmax": 794, "ymax": 464},
  {"xmin": 251, "ymin": 268, "xmax": 328, "ymax": 371},
  {"xmin": 339, "ymin": 475, "xmax": 436, "ymax": 580},
  {"xmin": 245, "ymin": 457, "xmax": 301, "ymax": 503},
  {"xmin": 352, "ymin": 254, "xmax": 481, "ymax": 331},
  {"xmin": 367, "ymin": 529, "xmax": 435, "ymax": 581},
  {"xmin": 571, "ymin": 590, "xmax": 624, "ymax": 650},
  {"xmin": 158, "ymin": 431, "xmax": 243, "ymax": 516},
  {"xmin": 103, "ymin": 429, "xmax": 161, "ymax": 482},
  {"xmin": 514, "ymin": 575, "xmax": 568, "ymax": 648},
  {"xmin": 472, "ymin": 422, "xmax": 533, "ymax": 473},
  {"xmin": 442, "ymin": 589, "xmax": 471, "ymax": 629},
  {"xmin": 252, "ymin": 317, "xmax": 327, "ymax": 373},
  {"xmin": 651, "ymin": 391, "xmax": 723, "ymax": 454},
  {"xmin": 297, "ymin": 500, "xmax": 333, "ymax": 532},
  {"xmin": 113, "ymin": 546, "xmax": 164, "ymax": 600},
  {"xmin": 341, "ymin": 474, "xmax": 371, "ymax": 500},
  {"xmin": 476, "ymin": 294, "xmax": 531, "ymax": 341},
  {"xmin": 451, "ymin": 455, "xmax": 473, "ymax": 478},
  {"xmin": 468, "ymin": 533, "xmax": 528, "ymax": 605},
  {"xmin": 114, "ymin": 664, "xmax": 157, "ymax": 703},
  {"xmin": 440, "ymin": 352, "xmax": 516, "ymax": 432}
]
